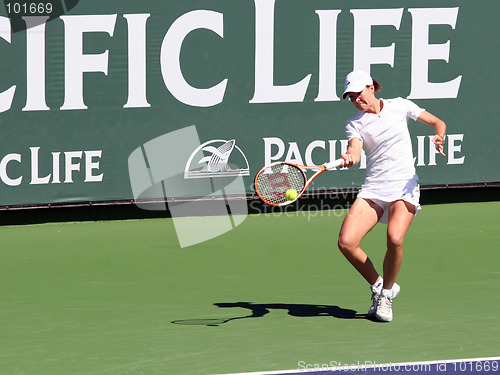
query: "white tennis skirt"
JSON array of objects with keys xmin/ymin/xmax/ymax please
[{"xmin": 357, "ymin": 178, "xmax": 421, "ymax": 224}]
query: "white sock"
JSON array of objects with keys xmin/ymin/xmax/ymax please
[
  {"xmin": 382, "ymin": 288, "xmax": 393, "ymax": 297},
  {"xmin": 372, "ymin": 277, "xmax": 383, "ymax": 292}
]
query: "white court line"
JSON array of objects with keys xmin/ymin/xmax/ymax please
[{"xmin": 215, "ymin": 356, "xmax": 500, "ymax": 375}]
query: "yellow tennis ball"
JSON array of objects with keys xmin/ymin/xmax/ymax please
[{"xmin": 285, "ymin": 189, "xmax": 298, "ymax": 201}]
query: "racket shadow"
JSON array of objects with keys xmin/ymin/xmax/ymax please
[{"xmin": 171, "ymin": 302, "xmax": 367, "ymax": 327}]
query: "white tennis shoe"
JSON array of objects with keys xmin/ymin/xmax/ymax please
[
  {"xmin": 367, "ymin": 283, "xmax": 400, "ymax": 320},
  {"xmin": 375, "ymin": 286, "xmax": 400, "ymax": 322},
  {"xmin": 367, "ymin": 286, "xmax": 381, "ymax": 318}
]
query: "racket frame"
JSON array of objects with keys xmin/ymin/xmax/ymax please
[{"xmin": 254, "ymin": 158, "xmax": 343, "ymax": 206}]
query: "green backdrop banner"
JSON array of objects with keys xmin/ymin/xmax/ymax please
[{"xmin": 0, "ymin": 0, "xmax": 497, "ymax": 206}]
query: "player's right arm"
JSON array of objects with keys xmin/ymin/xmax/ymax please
[{"xmin": 341, "ymin": 137, "xmax": 363, "ymax": 168}]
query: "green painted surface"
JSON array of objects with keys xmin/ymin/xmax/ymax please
[{"xmin": 1, "ymin": 202, "xmax": 499, "ymax": 374}]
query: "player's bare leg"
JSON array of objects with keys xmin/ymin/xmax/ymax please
[
  {"xmin": 383, "ymin": 200, "xmax": 416, "ymax": 289},
  {"xmin": 376, "ymin": 199, "xmax": 415, "ymax": 322},
  {"xmin": 338, "ymin": 198, "xmax": 383, "ymax": 285}
]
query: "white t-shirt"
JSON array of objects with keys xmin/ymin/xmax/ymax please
[{"xmin": 345, "ymin": 97, "xmax": 424, "ymax": 184}]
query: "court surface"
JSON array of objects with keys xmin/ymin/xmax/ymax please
[{"xmin": 1, "ymin": 201, "xmax": 499, "ymax": 374}]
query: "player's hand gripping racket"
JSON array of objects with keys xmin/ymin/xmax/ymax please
[{"xmin": 254, "ymin": 158, "xmax": 344, "ymax": 206}]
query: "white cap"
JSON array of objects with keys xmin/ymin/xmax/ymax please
[{"xmin": 343, "ymin": 71, "xmax": 373, "ymax": 99}]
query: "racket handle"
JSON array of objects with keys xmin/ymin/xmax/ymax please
[{"xmin": 324, "ymin": 158, "xmax": 344, "ymax": 170}]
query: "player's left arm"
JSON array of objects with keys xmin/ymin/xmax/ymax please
[{"xmin": 417, "ymin": 110, "xmax": 447, "ymax": 157}]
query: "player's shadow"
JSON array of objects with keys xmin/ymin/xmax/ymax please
[{"xmin": 171, "ymin": 302, "xmax": 367, "ymax": 327}]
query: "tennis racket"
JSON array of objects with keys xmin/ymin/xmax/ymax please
[{"xmin": 254, "ymin": 158, "xmax": 344, "ymax": 206}]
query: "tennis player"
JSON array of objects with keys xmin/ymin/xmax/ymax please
[{"xmin": 338, "ymin": 70, "xmax": 446, "ymax": 322}]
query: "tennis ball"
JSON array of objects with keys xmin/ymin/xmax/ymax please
[{"xmin": 285, "ymin": 189, "xmax": 298, "ymax": 201}]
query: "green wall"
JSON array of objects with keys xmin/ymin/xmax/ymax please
[{"xmin": 0, "ymin": 0, "xmax": 496, "ymax": 206}]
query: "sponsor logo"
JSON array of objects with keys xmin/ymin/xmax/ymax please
[{"xmin": 184, "ymin": 139, "xmax": 250, "ymax": 179}]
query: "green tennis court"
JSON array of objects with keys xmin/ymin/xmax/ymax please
[{"xmin": 1, "ymin": 201, "xmax": 499, "ymax": 374}]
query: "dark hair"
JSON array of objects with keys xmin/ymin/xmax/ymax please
[{"xmin": 372, "ymin": 78, "xmax": 382, "ymax": 93}]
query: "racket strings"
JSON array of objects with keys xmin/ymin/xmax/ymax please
[{"xmin": 255, "ymin": 164, "xmax": 306, "ymax": 205}]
